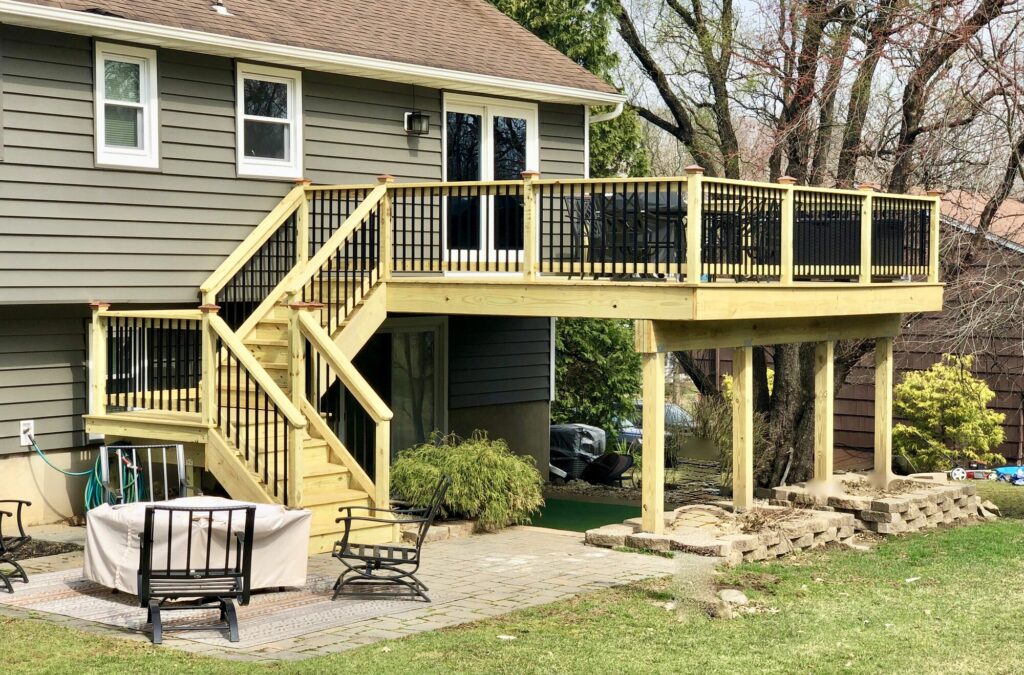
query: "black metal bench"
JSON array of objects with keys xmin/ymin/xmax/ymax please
[
  {"xmin": 138, "ymin": 504, "xmax": 256, "ymax": 644},
  {"xmin": 332, "ymin": 475, "xmax": 451, "ymax": 602},
  {"xmin": 0, "ymin": 499, "xmax": 31, "ymax": 593}
]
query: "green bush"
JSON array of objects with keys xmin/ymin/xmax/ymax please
[
  {"xmin": 893, "ymin": 354, "xmax": 1005, "ymax": 472},
  {"xmin": 552, "ymin": 318, "xmax": 642, "ymax": 440},
  {"xmin": 391, "ymin": 431, "xmax": 544, "ymax": 532}
]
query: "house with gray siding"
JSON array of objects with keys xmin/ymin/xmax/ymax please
[
  {"xmin": 0, "ymin": 0, "xmax": 943, "ymax": 551},
  {"xmin": 0, "ymin": 0, "xmax": 618, "ymax": 529}
]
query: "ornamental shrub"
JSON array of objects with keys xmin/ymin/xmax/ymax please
[
  {"xmin": 892, "ymin": 354, "xmax": 1005, "ymax": 472},
  {"xmin": 390, "ymin": 431, "xmax": 544, "ymax": 532}
]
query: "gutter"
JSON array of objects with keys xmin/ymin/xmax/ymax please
[
  {"xmin": 0, "ymin": 0, "xmax": 627, "ymax": 107},
  {"xmin": 589, "ymin": 101, "xmax": 624, "ymax": 124}
]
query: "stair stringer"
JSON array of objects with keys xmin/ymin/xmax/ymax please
[
  {"xmin": 206, "ymin": 428, "xmax": 279, "ymax": 505},
  {"xmin": 333, "ymin": 282, "xmax": 388, "ymax": 358}
]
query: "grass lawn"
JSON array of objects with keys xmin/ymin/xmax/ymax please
[
  {"xmin": 6, "ymin": 521, "xmax": 1024, "ymax": 674},
  {"xmin": 975, "ymin": 480, "xmax": 1024, "ymax": 518}
]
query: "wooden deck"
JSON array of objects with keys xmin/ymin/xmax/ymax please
[{"xmin": 84, "ymin": 171, "xmax": 944, "ymax": 545}]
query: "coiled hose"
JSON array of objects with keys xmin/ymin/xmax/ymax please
[{"xmin": 30, "ymin": 436, "xmax": 145, "ymax": 511}]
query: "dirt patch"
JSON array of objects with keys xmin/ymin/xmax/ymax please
[
  {"xmin": 546, "ymin": 480, "xmax": 720, "ymax": 507},
  {"xmin": 837, "ymin": 479, "xmax": 919, "ymax": 497},
  {"xmin": 737, "ymin": 507, "xmax": 803, "ymax": 534},
  {"xmin": 5, "ymin": 540, "xmax": 82, "ymax": 561}
]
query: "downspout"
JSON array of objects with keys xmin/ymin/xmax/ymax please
[{"xmin": 589, "ymin": 101, "xmax": 624, "ymax": 125}]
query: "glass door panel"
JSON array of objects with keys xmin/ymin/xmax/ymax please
[
  {"xmin": 446, "ymin": 111, "xmax": 483, "ymax": 253},
  {"xmin": 390, "ymin": 330, "xmax": 438, "ymax": 458},
  {"xmin": 493, "ymin": 115, "xmax": 527, "ymax": 251}
]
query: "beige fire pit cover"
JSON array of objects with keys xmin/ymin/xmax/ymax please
[{"xmin": 84, "ymin": 496, "xmax": 312, "ymax": 594}]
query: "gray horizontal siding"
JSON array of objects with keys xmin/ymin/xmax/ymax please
[
  {"xmin": 0, "ymin": 306, "xmax": 87, "ymax": 454},
  {"xmin": 448, "ymin": 316, "xmax": 551, "ymax": 409},
  {"xmin": 0, "ymin": 26, "xmax": 587, "ymax": 305},
  {"xmin": 540, "ymin": 103, "xmax": 586, "ymax": 178}
]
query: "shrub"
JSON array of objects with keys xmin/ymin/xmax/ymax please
[
  {"xmin": 551, "ymin": 318, "xmax": 642, "ymax": 440},
  {"xmin": 892, "ymin": 354, "xmax": 1005, "ymax": 472},
  {"xmin": 390, "ymin": 431, "xmax": 544, "ymax": 532},
  {"xmin": 686, "ymin": 394, "xmax": 769, "ymax": 493}
]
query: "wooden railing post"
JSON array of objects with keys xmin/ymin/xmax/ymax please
[
  {"xmin": 778, "ymin": 176, "xmax": 797, "ymax": 284},
  {"xmin": 685, "ymin": 165, "xmax": 704, "ymax": 283},
  {"xmin": 377, "ymin": 174, "xmax": 395, "ymax": 280},
  {"xmin": 521, "ymin": 170, "xmax": 540, "ymax": 281},
  {"xmin": 375, "ymin": 420, "xmax": 391, "ymax": 511},
  {"xmin": 858, "ymin": 182, "xmax": 876, "ymax": 284},
  {"xmin": 198, "ymin": 303, "xmax": 220, "ymax": 428},
  {"xmin": 294, "ymin": 178, "xmax": 312, "ymax": 265},
  {"xmin": 89, "ymin": 301, "xmax": 110, "ymax": 417},
  {"xmin": 926, "ymin": 189, "xmax": 943, "ymax": 283},
  {"xmin": 287, "ymin": 296, "xmax": 318, "ymax": 508}
]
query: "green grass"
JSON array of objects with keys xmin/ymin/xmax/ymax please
[
  {"xmin": 6, "ymin": 522, "xmax": 1024, "ymax": 674},
  {"xmin": 975, "ymin": 480, "xmax": 1024, "ymax": 518},
  {"xmin": 532, "ymin": 498, "xmax": 639, "ymax": 532}
]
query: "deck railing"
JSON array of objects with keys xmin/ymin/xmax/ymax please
[
  {"xmin": 198, "ymin": 170, "xmax": 941, "ymax": 316},
  {"xmin": 92, "ymin": 308, "xmax": 203, "ymax": 415}
]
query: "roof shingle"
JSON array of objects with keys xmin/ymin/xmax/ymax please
[{"xmin": 20, "ymin": 0, "xmax": 617, "ymax": 95}]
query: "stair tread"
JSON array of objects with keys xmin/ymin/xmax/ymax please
[
  {"xmin": 244, "ymin": 338, "xmax": 289, "ymax": 347},
  {"xmin": 301, "ymin": 487, "xmax": 370, "ymax": 507}
]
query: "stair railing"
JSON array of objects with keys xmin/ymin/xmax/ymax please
[
  {"xmin": 297, "ymin": 310, "xmax": 393, "ymax": 509},
  {"xmin": 203, "ymin": 306, "xmax": 307, "ymax": 506}
]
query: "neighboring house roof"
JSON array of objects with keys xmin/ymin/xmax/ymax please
[
  {"xmin": 0, "ymin": 0, "xmax": 623, "ymax": 105},
  {"xmin": 942, "ymin": 190, "xmax": 1024, "ymax": 252}
]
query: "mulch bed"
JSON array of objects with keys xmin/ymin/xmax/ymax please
[{"xmin": 5, "ymin": 540, "xmax": 83, "ymax": 561}]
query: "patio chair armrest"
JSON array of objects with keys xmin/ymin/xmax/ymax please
[
  {"xmin": 0, "ymin": 509, "xmax": 11, "ymax": 518},
  {"xmin": 0, "ymin": 499, "xmax": 32, "ymax": 507},
  {"xmin": 337, "ymin": 505, "xmax": 426, "ymax": 517},
  {"xmin": 335, "ymin": 513, "xmax": 426, "ymax": 525}
]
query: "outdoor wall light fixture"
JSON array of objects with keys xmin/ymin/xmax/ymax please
[{"xmin": 404, "ymin": 111, "xmax": 430, "ymax": 135}]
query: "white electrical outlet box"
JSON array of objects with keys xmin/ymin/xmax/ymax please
[{"xmin": 19, "ymin": 420, "xmax": 34, "ymax": 446}]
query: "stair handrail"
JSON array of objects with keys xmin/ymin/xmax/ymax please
[
  {"xmin": 298, "ymin": 311, "xmax": 392, "ymax": 508},
  {"xmin": 200, "ymin": 185, "xmax": 307, "ymax": 304},
  {"xmin": 285, "ymin": 184, "xmax": 388, "ymax": 298},
  {"xmin": 207, "ymin": 313, "xmax": 306, "ymax": 429},
  {"xmin": 297, "ymin": 312, "xmax": 392, "ymax": 423}
]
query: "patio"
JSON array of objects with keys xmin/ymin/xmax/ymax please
[{"xmin": 1, "ymin": 524, "xmax": 711, "ymax": 662}]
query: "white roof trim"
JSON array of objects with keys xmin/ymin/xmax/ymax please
[{"xmin": 0, "ymin": 0, "xmax": 626, "ymax": 106}]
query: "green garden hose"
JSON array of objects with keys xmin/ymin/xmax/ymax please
[{"xmin": 30, "ymin": 436, "xmax": 145, "ymax": 511}]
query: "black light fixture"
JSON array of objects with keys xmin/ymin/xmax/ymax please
[
  {"xmin": 404, "ymin": 85, "xmax": 430, "ymax": 135},
  {"xmin": 405, "ymin": 111, "xmax": 430, "ymax": 135}
]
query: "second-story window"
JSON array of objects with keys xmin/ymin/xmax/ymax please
[
  {"xmin": 236, "ymin": 63, "xmax": 303, "ymax": 178},
  {"xmin": 95, "ymin": 43, "xmax": 159, "ymax": 168}
]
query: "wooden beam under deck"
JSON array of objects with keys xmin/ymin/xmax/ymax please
[{"xmin": 386, "ymin": 278, "xmax": 942, "ymax": 322}]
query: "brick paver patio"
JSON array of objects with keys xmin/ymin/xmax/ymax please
[{"xmin": 2, "ymin": 525, "xmax": 716, "ymax": 662}]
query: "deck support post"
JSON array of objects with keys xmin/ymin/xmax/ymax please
[
  {"xmin": 813, "ymin": 340, "xmax": 835, "ymax": 484},
  {"xmin": 685, "ymin": 165, "xmax": 704, "ymax": 284},
  {"xmin": 89, "ymin": 302, "xmax": 111, "ymax": 417},
  {"xmin": 375, "ymin": 420, "xmax": 391, "ymax": 513},
  {"xmin": 778, "ymin": 176, "xmax": 796, "ymax": 284},
  {"xmin": 521, "ymin": 170, "xmax": 540, "ymax": 281},
  {"xmin": 378, "ymin": 175, "xmax": 395, "ymax": 280},
  {"xmin": 294, "ymin": 179, "xmax": 311, "ymax": 267},
  {"xmin": 641, "ymin": 350, "xmax": 666, "ymax": 533},
  {"xmin": 198, "ymin": 303, "xmax": 220, "ymax": 429},
  {"xmin": 858, "ymin": 183, "xmax": 875, "ymax": 284},
  {"xmin": 873, "ymin": 336, "xmax": 895, "ymax": 488},
  {"xmin": 926, "ymin": 189, "xmax": 943, "ymax": 283},
  {"xmin": 732, "ymin": 345, "xmax": 754, "ymax": 511},
  {"xmin": 286, "ymin": 298, "xmax": 317, "ymax": 508}
]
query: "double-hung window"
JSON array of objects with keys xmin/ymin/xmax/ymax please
[
  {"xmin": 236, "ymin": 63, "xmax": 302, "ymax": 178},
  {"xmin": 95, "ymin": 43, "xmax": 159, "ymax": 168}
]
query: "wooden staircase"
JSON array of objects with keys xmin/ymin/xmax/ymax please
[{"xmin": 86, "ymin": 183, "xmax": 397, "ymax": 555}]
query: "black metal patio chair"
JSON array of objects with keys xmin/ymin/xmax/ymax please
[
  {"xmin": 0, "ymin": 499, "xmax": 32, "ymax": 593},
  {"xmin": 331, "ymin": 475, "xmax": 452, "ymax": 603},
  {"xmin": 138, "ymin": 504, "xmax": 256, "ymax": 644}
]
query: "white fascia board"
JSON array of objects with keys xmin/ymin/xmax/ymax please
[{"xmin": 0, "ymin": 0, "xmax": 627, "ymax": 107}]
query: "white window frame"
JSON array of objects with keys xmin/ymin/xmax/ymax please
[
  {"xmin": 441, "ymin": 93, "xmax": 539, "ymax": 268},
  {"xmin": 236, "ymin": 63, "xmax": 303, "ymax": 179},
  {"xmin": 94, "ymin": 42, "xmax": 160, "ymax": 169}
]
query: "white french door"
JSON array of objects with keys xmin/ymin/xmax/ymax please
[{"xmin": 443, "ymin": 94, "xmax": 539, "ymax": 268}]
